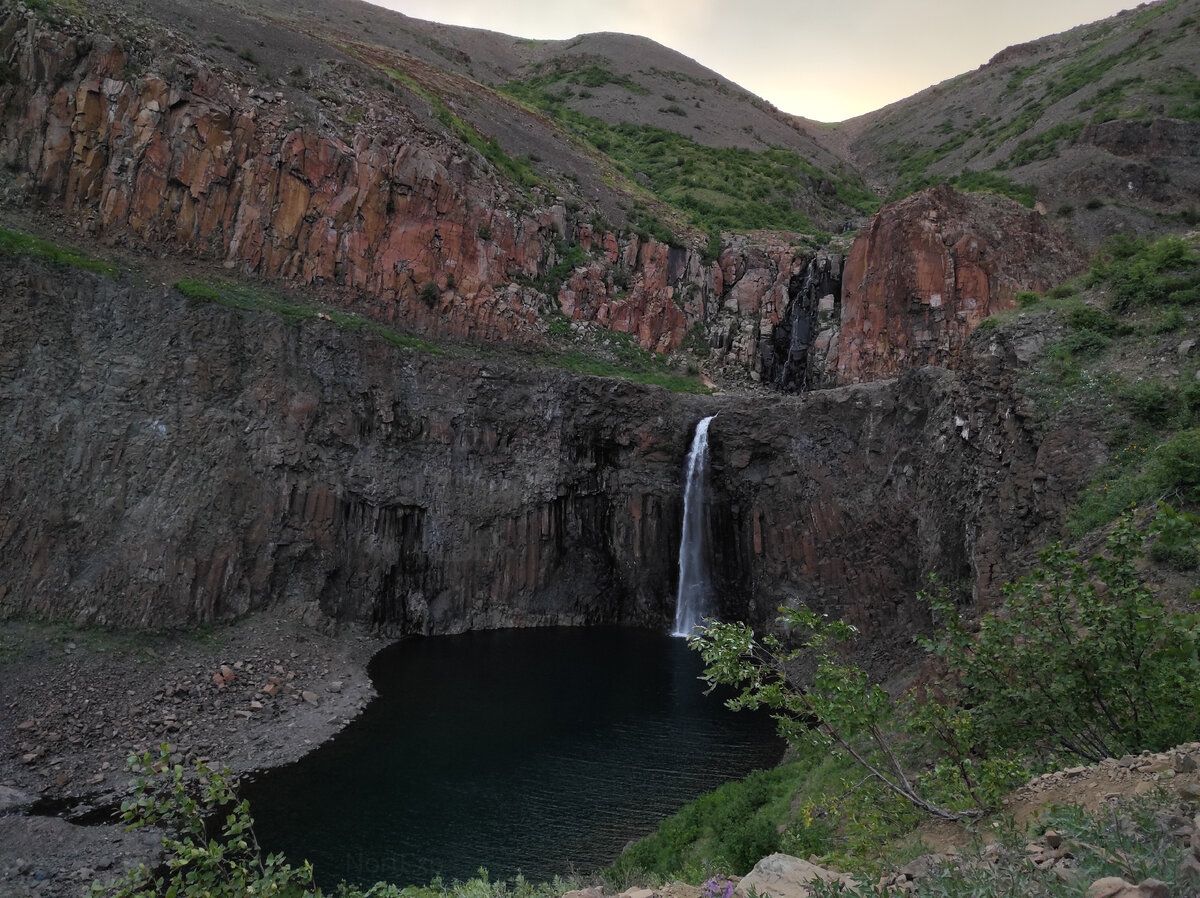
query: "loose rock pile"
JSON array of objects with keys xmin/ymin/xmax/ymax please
[{"xmin": 0, "ymin": 617, "xmax": 386, "ymax": 898}]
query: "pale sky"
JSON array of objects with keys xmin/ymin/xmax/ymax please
[{"xmin": 368, "ymin": 0, "xmax": 1141, "ymax": 122}]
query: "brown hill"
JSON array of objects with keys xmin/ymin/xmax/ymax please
[{"xmin": 824, "ymin": 0, "xmax": 1200, "ymax": 248}]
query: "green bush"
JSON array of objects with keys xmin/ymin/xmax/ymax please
[
  {"xmin": 1149, "ymin": 502, "xmax": 1200, "ymax": 570},
  {"xmin": 1045, "ymin": 283, "xmax": 1079, "ymax": 300},
  {"xmin": 1148, "ymin": 428, "xmax": 1200, "ymax": 503},
  {"xmin": 1059, "ymin": 328, "xmax": 1110, "ymax": 357},
  {"xmin": 91, "ymin": 746, "xmax": 317, "ymax": 897},
  {"xmin": 1088, "ymin": 234, "xmax": 1200, "ymax": 313},
  {"xmin": 1065, "ymin": 304, "xmax": 1123, "ymax": 335},
  {"xmin": 420, "ymin": 281, "xmax": 441, "ymax": 307},
  {"xmin": 606, "ymin": 765, "xmax": 801, "ymax": 882},
  {"xmin": 925, "ymin": 515, "xmax": 1200, "ymax": 763},
  {"xmin": 1118, "ymin": 380, "xmax": 1179, "ymax": 427}
]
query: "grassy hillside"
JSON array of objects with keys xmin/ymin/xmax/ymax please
[{"xmin": 830, "ymin": 0, "xmax": 1200, "ymax": 246}]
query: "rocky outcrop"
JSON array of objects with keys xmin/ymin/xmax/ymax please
[
  {"xmin": 737, "ymin": 854, "xmax": 856, "ymax": 898},
  {"xmin": 0, "ymin": 7, "xmax": 836, "ymax": 373},
  {"xmin": 0, "ymin": 10, "xmax": 570, "ymax": 345},
  {"xmin": 705, "ymin": 309, "xmax": 1107, "ymax": 663},
  {"xmin": 1080, "ymin": 118, "xmax": 1200, "ymax": 160},
  {"xmin": 0, "ymin": 255, "xmax": 708, "ymax": 631},
  {"xmin": 837, "ymin": 185, "xmax": 1086, "ymax": 384},
  {"xmin": 0, "ymin": 256, "xmax": 1106, "ymax": 668},
  {"xmin": 2, "ymin": 11, "xmax": 1091, "ymax": 394}
]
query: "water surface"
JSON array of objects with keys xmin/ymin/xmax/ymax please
[{"xmin": 245, "ymin": 627, "xmax": 783, "ymax": 888}]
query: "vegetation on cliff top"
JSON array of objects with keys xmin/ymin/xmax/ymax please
[
  {"xmin": 500, "ymin": 71, "xmax": 877, "ymax": 236},
  {"xmin": 1004, "ymin": 234, "xmax": 1200, "ymax": 537},
  {"xmin": 0, "ymin": 227, "xmax": 117, "ymax": 276}
]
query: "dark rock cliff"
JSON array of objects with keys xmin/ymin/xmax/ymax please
[{"xmin": 0, "ymin": 256, "xmax": 1106, "ymax": 662}]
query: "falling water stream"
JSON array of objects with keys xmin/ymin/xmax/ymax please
[
  {"xmin": 672, "ymin": 415, "xmax": 715, "ymax": 637},
  {"xmin": 241, "ymin": 415, "xmax": 785, "ymax": 889}
]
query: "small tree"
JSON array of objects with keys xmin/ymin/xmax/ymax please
[
  {"xmin": 91, "ymin": 745, "xmax": 317, "ymax": 898},
  {"xmin": 692, "ymin": 609, "xmax": 980, "ymax": 821},
  {"xmin": 923, "ymin": 514, "xmax": 1200, "ymax": 763},
  {"xmin": 692, "ymin": 511, "xmax": 1200, "ymax": 825}
]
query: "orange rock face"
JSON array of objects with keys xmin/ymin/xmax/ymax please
[
  {"xmin": 0, "ymin": 16, "xmax": 841, "ymax": 369},
  {"xmin": 2, "ymin": 26, "xmax": 559, "ymax": 343},
  {"xmin": 837, "ymin": 185, "xmax": 1085, "ymax": 384}
]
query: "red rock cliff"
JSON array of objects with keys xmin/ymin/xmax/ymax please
[
  {"xmin": 837, "ymin": 185, "xmax": 1085, "ymax": 383},
  {"xmin": 0, "ymin": 16, "xmax": 574, "ymax": 343},
  {"xmin": 0, "ymin": 9, "xmax": 848, "ymax": 371}
]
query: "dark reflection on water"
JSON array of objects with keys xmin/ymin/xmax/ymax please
[{"xmin": 244, "ymin": 627, "xmax": 783, "ymax": 889}]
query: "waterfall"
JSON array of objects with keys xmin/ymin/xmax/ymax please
[{"xmin": 672, "ymin": 415, "xmax": 715, "ymax": 638}]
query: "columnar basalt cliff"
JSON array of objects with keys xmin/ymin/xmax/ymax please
[
  {"xmin": 0, "ymin": 8, "xmax": 830, "ymax": 370},
  {"xmin": 837, "ymin": 185, "xmax": 1087, "ymax": 383},
  {"xmin": 0, "ymin": 14, "xmax": 566, "ymax": 344},
  {"xmin": 1, "ymin": 9, "xmax": 1099, "ymax": 395},
  {"xmin": 0, "ymin": 256, "xmax": 1106, "ymax": 663},
  {"xmin": 0, "ymin": 255, "xmax": 706, "ymax": 631}
]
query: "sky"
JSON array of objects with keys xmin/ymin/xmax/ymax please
[{"xmin": 367, "ymin": 0, "xmax": 1141, "ymax": 122}]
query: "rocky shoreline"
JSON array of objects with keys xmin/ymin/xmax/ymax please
[{"xmin": 0, "ymin": 613, "xmax": 390, "ymax": 897}]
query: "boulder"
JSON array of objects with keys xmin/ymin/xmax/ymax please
[
  {"xmin": 736, "ymin": 853, "xmax": 856, "ymax": 898},
  {"xmin": 0, "ymin": 785, "xmax": 34, "ymax": 814}
]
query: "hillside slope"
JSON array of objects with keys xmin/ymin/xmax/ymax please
[{"xmin": 830, "ymin": 0, "xmax": 1200, "ymax": 247}]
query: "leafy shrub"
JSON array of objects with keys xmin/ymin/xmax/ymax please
[
  {"xmin": 1088, "ymin": 234, "xmax": 1200, "ymax": 312},
  {"xmin": 1147, "ymin": 428, "xmax": 1200, "ymax": 503},
  {"xmin": 1045, "ymin": 283, "xmax": 1078, "ymax": 300},
  {"xmin": 1065, "ymin": 304, "xmax": 1123, "ymax": 335},
  {"xmin": 91, "ymin": 746, "xmax": 317, "ymax": 897},
  {"xmin": 419, "ymin": 281, "xmax": 441, "ymax": 307},
  {"xmin": 1059, "ymin": 328, "xmax": 1110, "ymax": 357},
  {"xmin": 1013, "ymin": 290, "xmax": 1040, "ymax": 307},
  {"xmin": 1152, "ymin": 305, "xmax": 1186, "ymax": 333},
  {"xmin": 1148, "ymin": 502, "xmax": 1200, "ymax": 570},
  {"xmin": 925, "ymin": 515, "xmax": 1200, "ymax": 763},
  {"xmin": 606, "ymin": 765, "xmax": 800, "ymax": 882},
  {"xmin": 1118, "ymin": 380, "xmax": 1179, "ymax": 427}
]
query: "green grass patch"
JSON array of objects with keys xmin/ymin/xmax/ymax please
[
  {"xmin": 1078, "ymin": 75, "xmax": 1145, "ymax": 121},
  {"xmin": 1086, "ymin": 233, "xmax": 1200, "ymax": 312},
  {"xmin": 500, "ymin": 75, "xmax": 875, "ymax": 234},
  {"xmin": 605, "ymin": 757, "xmax": 830, "ymax": 884},
  {"xmin": 381, "ymin": 66, "xmax": 538, "ymax": 190},
  {"xmin": 0, "ymin": 227, "xmax": 118, "ymax": 276},
  {"xmin": 544, "ymin": 334, "xmax": 710, "ymax": 394},
  {"xmin": 174, "ymin": 279, "xmax": 443, "ymax": 355},
  {"xmin": 1002, "ymin": 121, "xmax": 1084, "ymax": 169},
  {"xmin": 949, "ymin": 169, "xmax": 1037, "ymax": 207},
  {"xmin": 1069, "ymin": 428, "xmax": 1200, "ymax": 536},
  {"xmin": 1153, "ymin": 67, "xmax": 1200, "ymax": 121}
]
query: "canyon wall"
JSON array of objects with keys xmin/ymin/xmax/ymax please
[
  {"xmin": 1, "ymin": 8, "xmax": 1086, "ymax": 396},
  {"xmin": 0, "ymin": 8, "xmax": 830, "ymax": 380},
  {"xmin": 0, "ymin": 257, "xmax": 1106, "ymax": 660},
  {"xmin": 837, "ymin": 185, "xmax": 1086, "ymax": 383}
]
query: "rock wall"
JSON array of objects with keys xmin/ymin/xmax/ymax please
[
  {"xmin": 837, "ymin": 185, "xmax": 1086, "ymax": 384},
  {"xmin": 0, "ymin": 256, "xmax": 1106, "ymax": 662},
  {"xmin": 706, "ymin": 313, "xmax": 1107, "ymax": 662},
  {"xmin": 0, "ymin": 254, "xmax": 720, "ymax": 631},
  {"xmin": 0, "ymin": 10, "xmax": 572, "ymax": 344},
  {"xmin": 0, "ymin": 8, "xmax": 835, "ymax": 376}
]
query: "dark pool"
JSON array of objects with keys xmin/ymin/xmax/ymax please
[{"xmin": 243, "ymin": 627, "xmax": 783, "ymax": 889}]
